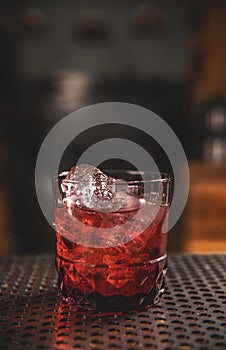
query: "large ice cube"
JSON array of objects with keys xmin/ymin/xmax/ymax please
[{"xmin": 61, "ymin": 164, "xmax": 128, "ymax": 213}]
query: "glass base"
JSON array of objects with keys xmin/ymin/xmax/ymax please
[
  {"xmin": 56, "ymin": 256, "xmax": 167, "ymax": 313},
  {"xmin": 61, "ymin": 286, "xmax": 165, "ymax": 313}
]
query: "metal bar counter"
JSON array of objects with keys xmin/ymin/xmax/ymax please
[{"xmin": 0, "ymin": 254, "xmax": 226, "ymax": 350}]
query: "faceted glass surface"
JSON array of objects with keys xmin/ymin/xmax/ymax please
[{"xmin": 55, "ymin": 198, "xmax": 168, "ymax": 312}]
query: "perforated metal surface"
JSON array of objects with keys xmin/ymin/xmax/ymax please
[{"xmin": 0, "ymin": 254, "xmax": 226, "ymax": 350}]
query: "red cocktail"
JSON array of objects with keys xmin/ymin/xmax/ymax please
[{"xmin": 53, "ymin": 166, "xmax": 171, "ymax": 312}]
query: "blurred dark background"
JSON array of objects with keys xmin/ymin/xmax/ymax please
[{"xmin": 0, "ymin": 0, "xmax": 226, "ymax": 255}]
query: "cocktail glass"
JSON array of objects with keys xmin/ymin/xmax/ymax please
[{"xmin": 52, "ymin": 169, "xmax": 172, "ymax": 313}]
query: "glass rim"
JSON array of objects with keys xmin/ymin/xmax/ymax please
[{"xmin": 52, "ymin": 170, "xmax": 173, "ymax": 185}]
